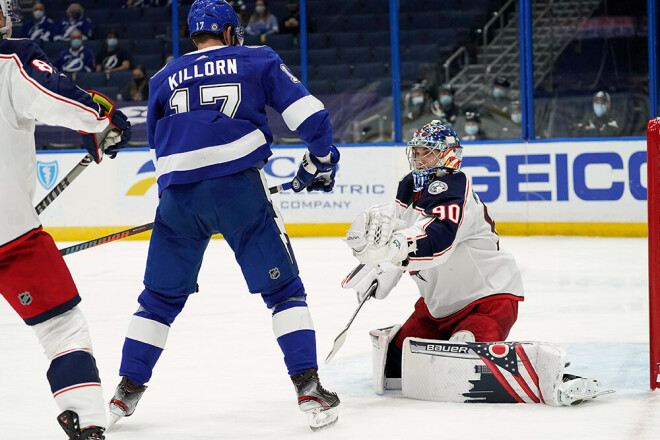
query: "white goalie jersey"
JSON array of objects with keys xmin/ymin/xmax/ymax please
[
  {"xmin": 361, "ymin": 170, "xmax": 525, "ymax": 319},
  {"xmin": 0, "ymin": 38, "xmax": 109, "ymax": 249}
]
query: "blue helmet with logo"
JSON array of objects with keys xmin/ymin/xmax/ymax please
[
  {"xmin": 406, "ymin": 120, "xmax": 463, "ymax": 192},
  {"xmin": 188, "ymin": 0, "xmax": 244, "ymax": 46}
]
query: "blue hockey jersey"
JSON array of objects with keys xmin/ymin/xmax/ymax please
[{"xmin": 147, "ymin": 44, "xmax": 333, "ymax": 192}]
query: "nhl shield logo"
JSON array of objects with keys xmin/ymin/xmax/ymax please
[
  {"xmin": 269, "ymin": 268, "xmax": 280, "ymax": 279},
  {"xmin": 37, "ymin": 161, "xmax": 58, "ymax": 190},
  {"xmin": 18, "ymin": 291, "xmax": 33, "ymax": 306}
]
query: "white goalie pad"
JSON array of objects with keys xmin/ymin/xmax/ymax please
[
  {"xmin": 369, "ymin": 324, "xmax": 402, "ymax": 394},
  {"xmin": 401, "ymin": 337, "xmax": 568, "ymax": 405}
]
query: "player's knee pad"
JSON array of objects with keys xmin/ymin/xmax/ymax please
[
  {"xmin": 261, "ymin": 277, "xmax": 305, "ymax": 309},
  {"xmin": 369, "ymin": 324, "xmax": 402, "ymax": 394},
  {"xmin": 32, "ymin": 306, "xmax": 92, "ymax": 360},
  {"xmin": 399, "ymin": 337, "xmax": 567, "ymax": 405},
  {"xmin": 138, "ymin": 287, "xmax": 188, "ymax": 324}
]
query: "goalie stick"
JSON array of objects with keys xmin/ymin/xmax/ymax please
[
  {"xmin": 324, "ymin": 279, "xmax": 378, "ymax": 364},
  {"xmin": 35, "ymin": 153, "xmax": 94, "ymax": 214},
  {"xmin": 58, "ymin": 182, "xmax": 293, "ymax": 256}
]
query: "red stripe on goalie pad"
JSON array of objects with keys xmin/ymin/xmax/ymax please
[
  {"xmin": 516, "ymin": 344, "xmax": 546, "ymax": 404},
  {"xmin": 480, "ymin": 356, "xmax": 525, "ymax": 403}
]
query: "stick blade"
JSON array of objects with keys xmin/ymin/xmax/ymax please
[{"xmin": 324, "ymin": 332, "xmax": 348, "ymax": 364}]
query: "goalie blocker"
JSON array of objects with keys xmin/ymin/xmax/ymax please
[{"xmin": 370, "ymin": 326, "xmax": 613, "ymax": 406}]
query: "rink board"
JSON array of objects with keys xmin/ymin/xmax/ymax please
[{"xmin": 35, "ymin": 139, "xmax": 647, "ymax": 239}]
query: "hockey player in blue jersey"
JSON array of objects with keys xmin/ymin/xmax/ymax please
[
  {"xmin": 109, "ymin": 0, "xmax": 340, "ymax": 431},
  {"xmin": 0, "ymin": 1, "xmax": 131, "ymax": 439}
]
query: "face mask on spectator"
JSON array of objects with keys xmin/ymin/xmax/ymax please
[
  {"xmin": 71, "ymin": 39, "xmax": 83, "ymax": 49},
  {"xmin": 33, "ymin": 10, "xmax": 44, "ymax": 20},
  {"xmin": 69, "ymin": 11, "xmax": 81, "ymax": 20},
  {"xmin": 411, "ymin": 96, "xmax": 424, "ymax": 105},
  {"xmin": 465, "ymin": 124, "xmax": 479, "ymax": 135},
  {"xmin": 492, "ymin": 87, "xmax": 504, "ymax": 99},
  {"xmin": 107, "ymin": 38, "xmax": 118, "ymax": 48},
  {"xmin": 511, "ymin": 112, "xmax": 522, "ymax": 124},
  {"xmin": 133, "ymin": 74, "xmax": 145, "ymax": 81},
  {"xmin": 255, "ymin": 5, "xmax": 265, "ymax": 13},
  {"xmin": 440, "ymin": 95, "xmax": 453, "ymax": 106},
  {"xmin": 593, "ymin": 103, "xmax": 607, "ymax": 117}
]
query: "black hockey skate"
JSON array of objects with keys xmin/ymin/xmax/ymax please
[
  {"xmin": 57, "ymin": 410, "xmax": 105, "ymax": 440},
  {"xmin": 107, "ymin": 376, "xmax": 147, "ymax": 428},
  {"xmin": 291, "ymin": 368, "xmax": 340, "ymax": 431}
]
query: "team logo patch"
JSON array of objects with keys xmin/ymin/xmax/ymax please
[
  {"xmin": 428, "ymin": 181, "xmax": 448, "ymax": 195},
  {"xmin": 37, "ymin": 161, "xmax": 58, "ymax": 190},
  {"xmin": 211, "ymin": 23, "xmax": 219, "ymax": 31},
  {"xmin": 269, "ymin": 268, "xmax": 280, "ymax": 279},
  {"xmin": 18, "ymin": 291, "xmax": 33, "ymax": 306},
  {"xmin": 488, "ymin": 343, "xmax": 510, "ymax": 358}
]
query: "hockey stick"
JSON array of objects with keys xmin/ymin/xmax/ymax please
[
  {"xmin": 35, "ymin": 153, "xmax": 94, "ymax": 214},
  {"xmin": 324, "ymin": 280, "xmax": 378, "ymax": 364},
  {"xmin": 59, "ymin": 181, "xmax": 293, "ymax": 256}
]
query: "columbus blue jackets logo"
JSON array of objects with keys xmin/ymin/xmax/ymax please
[
  {"xmin": 18, "ymin": 291, "xmax": 33, "ymax": 306},
  {"xmin": 428, "ymin": 181, "xmax": 448, "ymax": 195},
  {"xmin": 37, "ymin": 160, "xmax": 58, "ymax": 190}
]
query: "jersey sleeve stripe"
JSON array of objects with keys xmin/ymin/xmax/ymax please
[
  {"xmin": 281, "ymin": 95, "xmax": 325, "ymax": 131},
  {"xmin": 0, "ymin": 54, "xmax": 105, "ymax": 121},
  {"xmin": 155, "ymin": 128, "xmax": 268, "ymax": 178}
]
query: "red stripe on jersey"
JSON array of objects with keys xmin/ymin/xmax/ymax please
[
  {"xmin": 0, "ymin": 55, "xmax": 106, "ymax": 122},
  {"xmin": 480, "ymin": 356, "xmax": 525, "ymax": 403},
  {"xmin": 516, "ymin": 344, "xmax": 546, "ymax": 404},
  {"xmin": 53, "ymin": 347, "xmax": 91, "ymax": 359}
]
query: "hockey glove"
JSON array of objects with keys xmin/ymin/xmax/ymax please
[
  {"xmin": 291, "ymin": 145, "xmax": 340, "ymax": 192},
  {"xmin": 79, "ymin": 91, "xmax": 132, "ymax": 163},
  {"xmin": 341, "ymin": 264, "xmax": 403, "ymax": 301},
  {"xmin": 347, "ymin": 206, "xmax": 410, "ymax": 266}
]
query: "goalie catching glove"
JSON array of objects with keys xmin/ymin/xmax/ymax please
[
  {"xmin": 347, "ymin": 203, "xmax": 413, "ymax": 267},
  {"xmin": 79, "ymin": 90, "xmax": 132, "ymax": 164},
  {"xmin": 292, "ymin": 145, "xmax": 340, "ymax": 192}
]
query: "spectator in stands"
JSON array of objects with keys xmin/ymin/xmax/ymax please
[
  {"xmin": 124, "ymin": 0, "xmax": 169, "ymax": 6},
  {"xmin": 483, "ymin": 75, "xmax": 514, "ymax": 115},
  {"xmin": 571, "ymin": 91, "xmax": 620, "ymax": 137},
  {"xmin": 280, "ymin": 0, "xmax": 300, "ymax": 36},
  {"xmin": 19, "ymin": 2, "xmax": 57, "ymax": 42},
  {"xmin": 228, "ymin": 0, "xmax": 249, "ymax": 26},
  {"xmin": 122, "ymin": 64, "xmax": 149, "ymax": 101},
  {"xmin": 403, "ymin": 80, "xmax": 434, "ymax": 122},
  {"xmin": 245, "ymin": 0, "xmax": 278, "ymax": 38},
  {"xmin": 53, "ymin": 28, "xmax": 95, "ymax": 78},
  {"xmin": 54, "ymin": 2, "xmax": 93, "ymax": 41},
  {"xmin": 95, "ymin": 29, "xmax": 131, "ymax": 73},
  {"xmin": 462, "ymin": 110, "xmax": 486, "ymax": 140},
  {"xmin": 430, "ymin": 83, "xmax": 459, "ymax": 127}
]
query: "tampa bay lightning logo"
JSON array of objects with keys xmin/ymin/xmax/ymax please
[{"xmin": 37, "ymin": 161, "xmax": 58, "ymax": 190}]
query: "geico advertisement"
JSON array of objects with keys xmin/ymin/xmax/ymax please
[
  {"xmin": 34, "ymin": 140, "xmax": 646, "ymax": 228},
  {"xmin": 460, "ymin": 139, "xmax": 646, "ymax": 223}
]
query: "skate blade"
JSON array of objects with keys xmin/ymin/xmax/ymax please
[
  {"xmin": 106, "ymin": 412, "xmax": 123, "ymax": 430},
  {"xmin": 307, "ymin": 407, "xmax": 339, "ymax": 431},
  {"xmin": 566, "ymin": 389, "xmax": 615, "ymax": 405}
]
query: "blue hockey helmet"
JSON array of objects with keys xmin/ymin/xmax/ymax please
[
  {"xmin": 188, "ymin": 0, "xmax": 244, "ymax": 46},
  {"xmin": 406, "ymin": 120, "xmax": 463, "ymax": 192}
]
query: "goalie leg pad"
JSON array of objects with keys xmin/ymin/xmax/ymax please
[
  {"xmin": 369, "ymin": 324, "xmax": 401, "ymax": 394},
  {"xmin": 401, "ymin": 337, "xmax": 567, "ymax": 405}
]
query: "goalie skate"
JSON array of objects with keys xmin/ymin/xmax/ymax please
[
  {"xmin": 556, "ymin": 374, "xmax": 614, "ymax": 406},
  {"xmin": 57, "ymin": 410, "xmax": 105, "ymax": 440},
  {"xmin": 291, "ymin": 368, "xmax": 340, "ymax": 431},
  {"xmin": 107, "ymin": 376, "xmax": 147, "ymax": 428}
]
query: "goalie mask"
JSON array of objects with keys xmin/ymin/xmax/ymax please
[
  {"xmin": 406, "ymin": 121, "xmax": 462, "ymax": 192},
  {"xmin": 188, "ymin": 0, "xmax": 245, "ymax": 46},
  {"xmin": 0, "ymin": 0, "xmax": 21, "ymax": 38}
]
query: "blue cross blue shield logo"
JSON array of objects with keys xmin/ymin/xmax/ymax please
[{"xmin": 37, "ymin": 161, "xmax": 58, "ymax": 190}]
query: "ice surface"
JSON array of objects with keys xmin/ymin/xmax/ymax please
[{"xmin": 1, "ymin": 236, "xmax": 658, "ymax": 439}]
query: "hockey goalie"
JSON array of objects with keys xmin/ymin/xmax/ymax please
[{"xmin": 344, "ymin": 121, "xmax": 613, "ymax": 406}]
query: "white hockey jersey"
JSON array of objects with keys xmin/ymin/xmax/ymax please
[
  {"xmin": 393, "ymin": 170, "xmax": 524, "ymax": 319},
  {"xmin": 0, "ymin": 38, "xmax": 109, "ymax": 249}
]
